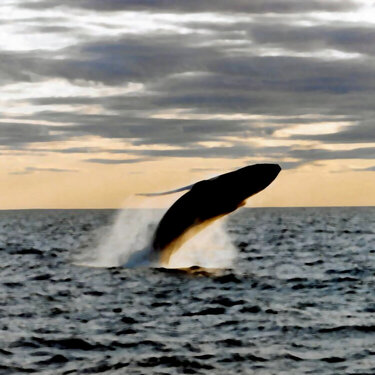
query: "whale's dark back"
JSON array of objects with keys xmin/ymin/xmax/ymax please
[{"xmin": 152, "ymin": 163, "xmax": 281, "ymax": 261}]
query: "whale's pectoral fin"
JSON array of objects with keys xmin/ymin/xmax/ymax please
[
  {"xmin": 137, "ymin": 173, "xmax": 225, "ymax": 197},
  {"xmin": 137, "ymin": 183, "xmax": 195, "ymax": 197}
]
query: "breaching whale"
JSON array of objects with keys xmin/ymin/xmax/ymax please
[{"xmin": 124, "ymin": 163, "xmax": 281, "ymax": 267}]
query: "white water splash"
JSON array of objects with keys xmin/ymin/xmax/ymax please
[
  {"xmin": 77, "ymin": 195, "xmax": 237, "ymax": 269},
  {"xmin": 167, "ymin": 218, "xmax": 237, "ymax": 269},
  {"xmin": 75, "ymin": 196, "xmax": 165, "ymax": 267}
]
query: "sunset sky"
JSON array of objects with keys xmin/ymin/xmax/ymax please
[{"xmin": 1, "ymin": 0, "xmax": 375, "ymax": 209}]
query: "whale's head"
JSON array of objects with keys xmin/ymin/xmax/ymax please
[
  {"xmin": 211, "ymin": 163, "xmax": 281, "ymax": 206},
  {"xmin": 236, "ymin": 163, "xmax": 281, "ymax": 197}
]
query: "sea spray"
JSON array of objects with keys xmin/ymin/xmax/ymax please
[
  {"xmin": 76, "ymin": 194, "xmax": 237, "ymax": 269},
  {"xmin": 167, "ymin": 218, "xmax": 237, "ymax": 269},
  {"xmin": 75, "ymin": 196, "xmax": 166, "ymax": 267}
]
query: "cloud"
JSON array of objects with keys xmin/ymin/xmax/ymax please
[
  {"xmin": 360, "ymin": 166, "xmax": 375, "ymax": 172},
  {"xmin": 1, "ymin": 34, "xmax": 222, "ymax": 86},
  {"xmin": 1, "ymin": 0, "xmax": 375, "ymax": 173},
  {"xmin": 279, "ymin": 161, "xmax": 307, "ymax": 170},
  {"xmin": 0, "ymin": 53, "xmax": 37, "ymax": 85},
  {"xmin": 291, "ymin": 121, "xmax": 375, "ymax": 143},
  {"xmin": 26, "ymin": 114, "xmax": 260, "ymax": 146},
  {"xmin": 332, "ymin": 165, "xmax": 375, "ymax": 173},
  {"xmin": 0, "ymin": 122, "xmax": 64, "ymax": 146},
  {"xmin": 84, "ymin": 157, "xmax": 150, "ymax": 164},
  {"xmin": 25, "ymin": 51, "xmax": 375, "ymax": 123},
  {"xmin": 30, "ymin": 26, "xmax": 76, "ymax": 34},
  {"xmin": 289, "ymin": 147, "xmax": 375, "ymax": 162},
  {"xmin": 190, "ymin": 167, "xmax": 224, "ymax": 173},
  {"xmin": 22, "ymin": 0, "xmax": 357, "ymax": 14},
  {"xmin": 115, "ymin": 144, "xmax": 265, "ymax": 159},
  {"xmin": 9, "ymin": 32, "xmax": 375, "ymax": 92},
  {"xmin": 249, "ymin": 23, "xmax": 375, "ymax": 56},
  {"xmin": 10, "ymin": 167, "xmax": 78, "ymax": 175}
]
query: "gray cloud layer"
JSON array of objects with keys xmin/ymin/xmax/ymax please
[
  {"xmin": 23, "ymin": 0, "xmax": 357, "ymax": 13},
  {"xmin": 249, "ymin": 23, "xmax": 375, "ymax": 56},
  {"xmin": 2, "ymin": 0, "xmax": 375, "ymax": 170}
]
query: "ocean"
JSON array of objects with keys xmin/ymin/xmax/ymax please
[{"xmin": 0, "ymin": 207, "xmax": 374, "ymax": 374}]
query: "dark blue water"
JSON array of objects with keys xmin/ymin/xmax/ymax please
[{"xmin": 0, "ymin": 207, "xmax": 374, "ymax": 374}]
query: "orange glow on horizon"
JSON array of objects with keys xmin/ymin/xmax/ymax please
[{"xmin": 1, "ymin": 157, "xmax": 374, "ymax": 209}]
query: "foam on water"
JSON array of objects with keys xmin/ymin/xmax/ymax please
[
  {"xmin": 76, "ymin": 195, "xmax": 237, "ymax": 269},
  {"xmin": 167, "ymin": 219, "xmax": 237, "ymax": 269}
]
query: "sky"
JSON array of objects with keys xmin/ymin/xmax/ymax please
[{"xmin": 1, "ymin": 0, "xmax": 375, "ymax": 209}]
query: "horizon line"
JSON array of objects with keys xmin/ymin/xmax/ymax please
[{"xmin": 0, "ymin": 205, "xmax": 374, "ymax": 211}]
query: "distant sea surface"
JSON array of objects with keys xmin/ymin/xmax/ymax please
[{"xmin": 0, "ymin": 207, "xmax": 374, "ymax": 374}]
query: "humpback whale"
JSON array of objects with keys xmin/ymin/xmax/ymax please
[{"xmin": 125, "ymin": 163, "xmax": 281, "ymax": 267}]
